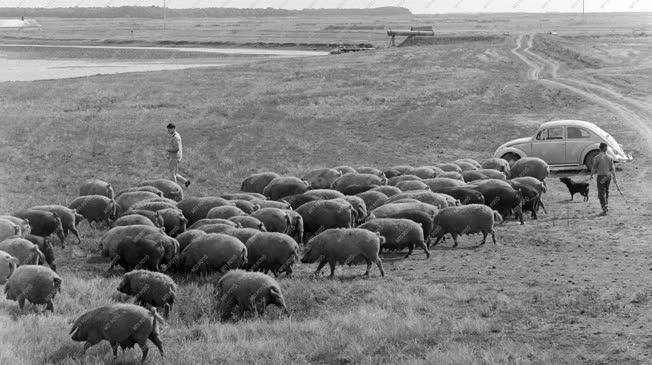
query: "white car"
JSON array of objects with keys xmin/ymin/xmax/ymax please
[{"xmin": 493, "ymin": 120, "xmax": 633, "ymax": 170}]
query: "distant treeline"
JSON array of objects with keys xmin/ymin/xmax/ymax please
[{"xmin": 0, "ymin": 6, "xmax": 411, "ymax": 18}]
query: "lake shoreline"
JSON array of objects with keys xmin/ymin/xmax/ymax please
[
  {"xmin": 0, "ymin": 42, "xmax": 328, "ymax": 82},
  {"xmin": 0, "ymin": 36, "xmax": 374, "ymax": 51}
]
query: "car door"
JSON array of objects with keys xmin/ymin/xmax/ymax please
[
  {"xmin": 565, "ymin": 126, "xmax": 593, "ymax": 165},
  {"xmin": 531, "ymin": 126, "xmax": 566, "ymax": 165}
]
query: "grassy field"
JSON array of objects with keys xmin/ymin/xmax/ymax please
[
  {"xmin": 1, "ymin": 14, "xmax": 652, "ymax": 365},
  {"xmin": 0, "ymin": 13, "xmax": 650, "ymax": 48}
]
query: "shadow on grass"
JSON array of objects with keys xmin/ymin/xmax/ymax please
[
  {"xmin": 2, "ymin": 302, "xmax": 51, "ymax": 318},
  {"xmin": 46, "ymin": 342, "xmax": 85, "ymax": 364},
  {"xmin": 85, "ymin": 254, "xmax": 111, "ymax": 263},
  {"xmin": 299, "ymin": 271, "xmax": 385, "ymax": 282},
  {"xmin": 545, "ymin": 213, "xmax": 605, "ymax": 221},
  {"xmin": 380, "ymin": 252, "xmax": 430, "ymax": 261},
  {"xmin": 429, "ymin": 243, "xmax": 487, "ymax": 251},
  {"xmin": 335, "ymin": 273, "xmax": 386, "ymax": 282},
  {"xmin": 59, "ymin": 344, "xmax": 149, "ymax": 365},
  {"xmin": 557, "ymin": 198, "xmax": 590, "ymax": 204}
]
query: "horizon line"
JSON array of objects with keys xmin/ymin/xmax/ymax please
[{"xmin": 1, "ymin": 6, "xmax": 651, "ymax": 15}]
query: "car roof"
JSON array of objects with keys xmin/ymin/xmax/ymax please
[{"xmin": 539, "ymin": 120, "xmax": 607, "ymax": 136}]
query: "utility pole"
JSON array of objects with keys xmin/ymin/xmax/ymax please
[{"xmin": 163, "ymin": 0, "xmax": 167, "ymax": 31}]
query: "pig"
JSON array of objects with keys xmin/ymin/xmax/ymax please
[
  {"xmin": 117, "ymin": 270, "xmax": 177, "ymax": 318},
  {"xmin": 244, "ymin": 232, "xmax": 299, "ymax": 277},
  {"xmin": 216, "ymin": 270, "xmax": 289, "ymax": 321},
  {"xmin": 301, "ymin": 228, "xmax": 385, "ymax": 278},
  {"xmin": 302, "ymin": 168, "xmax": 342, "ymax": 189},
  {"xmin": 263, "ymin": 177, "xmax": 310, "ymax": 200},
  {"xmin": 12, "ymin": 209, "xmax": 65, "ymax": 247},
  {"xmin": 241, "ymin": 172, "xmax": 281, "ymax": 194},
  {"xmin": 176, "ymin": 233, "xmax": 247, "ymax": 275},
  {"xmin": 139, "ymin": 179, "xmax": 183, "ymax": 201},
  {"xmin": 295, "ymin": 200, "xmax": 355, "ymax": 240},
  {"xmin": 4, "ymin": 265, "xmax": 61, "ymax": 312},
  {"xmin": 79, "ymin": 179, "xmax": 114, "ymax": 199},
  {"xmin": 70, "ymin": 303, "xmax": 164, "ymax": 363},
  {"xmin": 30, "ymin": 205, "xmax": 81, "ymax": 245},
  {"xmin": 69, "ymin": 195, "xmax": 117, "ymax": 226},
  {"xmin": 359, "ymin": 218, "xmax": 429, "ymax": 258}
]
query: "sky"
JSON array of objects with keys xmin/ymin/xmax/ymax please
[{"xmin": 1, "ymin": 0, "xmax": 650, "ymax": 14}]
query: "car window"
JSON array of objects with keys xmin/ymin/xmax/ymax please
[
  {"xmin": 567, "ymin": 127, "xmax": 590, "ymax": 139},
  {"xmin": 535, "ymin": 130, "xmax": 544, "ymax": 140},
  {"xmin": 548, "ymin": 127, "xmax": 564, "ymax": 140}
]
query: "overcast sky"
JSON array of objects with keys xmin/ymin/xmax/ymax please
[{"xmin": 1, "ymin": 0, "xmax": 650, "ymax": 14}]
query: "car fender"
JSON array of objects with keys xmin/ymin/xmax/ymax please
[
  {"xmin": 579, "ymin": 143, "xmax": 601, "ymax": 165},
  {"xmin": 494, "ymin": 147, "xmax": 527, "ymax": 160}
]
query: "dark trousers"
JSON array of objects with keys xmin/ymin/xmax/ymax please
[{"xmin": 597, "ymin": 175, "xmax": 611, "ymax": 211}]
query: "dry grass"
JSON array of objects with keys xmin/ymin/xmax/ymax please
[
  {"xmin": 0, "ymin": 16, "xmax": 651, "ymax": 365},
  {"xmin": 0, "ymin": 13, "xmax": 649, "ymax": 48}
]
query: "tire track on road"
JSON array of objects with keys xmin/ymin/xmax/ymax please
[
  {"xmin": 522, "ymin": 34, "xmax": 560, "ymax": 79},
  {"xmin": 523, "ymin": 38, "xmax": 651, "ymax": 113},
  {"xmin": 513, "ymin": 34, "xmax": 652, "ymax": 154},
  {"xmin": 512, "ymin": 34, "xmax": 652, "ymax": 200},
  {"xmin": 511, "ymin": 34, "xmax": 541, "ymax": 81}
]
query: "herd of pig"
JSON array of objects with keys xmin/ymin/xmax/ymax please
[{"xmin": 0, "ymin": 156, "xmax": 549, "ymax": 363}]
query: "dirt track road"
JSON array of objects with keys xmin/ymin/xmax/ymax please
[
  {"xmin": 512, "ymin": 34, "xmax": 652, "ymax": 154},
  {"xmin": 512, "ymin": 34, "xmax": 652, "ymax": 199}
]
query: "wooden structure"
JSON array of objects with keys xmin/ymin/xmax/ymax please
[{"xmin": 387, "ymin": 26, "xmax": 434, "ymax": 47}]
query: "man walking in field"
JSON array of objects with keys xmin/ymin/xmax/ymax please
[
  {"xmin": 166, "ymin": 123, "xmax": 190, "ymax": 188},
  {"xmin": 589, "ymin": 142, "xmax": 614, "ymax": 216}
]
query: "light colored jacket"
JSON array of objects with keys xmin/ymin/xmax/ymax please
[
  {"xmin": 591, "ymin": 152, "xmax": 613, "ymax": 176},
  {"xmin": 167, "ymin": 131, "xmax": 182, "ymax": 160}
]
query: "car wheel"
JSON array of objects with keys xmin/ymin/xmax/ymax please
[
  {"xmin": 584, "ymin": 150, "xmax": 599, "ymax": 170},
  {"xmin": 502, "ymin": 153, "xmax": 520, "ymax": 167}
]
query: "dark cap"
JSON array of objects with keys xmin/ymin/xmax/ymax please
[
  {"xmin": 599, "ymin": 142, "xmax": 608, "ymax": 150},
  {"xmin": 166, "ymin": 123, "xmax": 176, "ymax": 129}
]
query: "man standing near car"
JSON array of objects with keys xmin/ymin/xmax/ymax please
[
  {"xmin": 589, "ymin": 142, "xmax": 614, "ymax": 216},
  {"xmin": 166, "ymin": 123, "xmax": 190, "ymax": 188}
]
